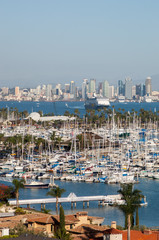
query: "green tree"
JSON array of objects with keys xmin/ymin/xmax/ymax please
[
  {"xmin": 47, "ymin": 187, "xmax": 65, "ymax": 215},
  {"xmin": 0, "ymin": 184, "xmax": 15, "ymax": 203},
  {"xmin": 74, "ymin": 109, "xmax": 80, "ymax": 118},
  {"xmin": 12, "ymin": 179, "xmax": 25, "ymax": 208},
  {"xmin": 55, "ymin": 205, "xmax": 71, "ymax": 240},
  {"xmin": 118, "ymin": 184, "xmax": 143, "ymax": 240}
]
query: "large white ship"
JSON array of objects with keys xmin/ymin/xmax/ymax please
[{"xmin": 85, "ymin": 96, "xmax": 110, "ymax": 109}]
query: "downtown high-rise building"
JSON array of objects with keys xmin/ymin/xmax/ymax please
[
  {"xmin": 89, "ymin": 79, "xmax": 96, "ymax": 96},
  {"xmin": 141, "ymin": 84, "xmax": 146, "ymax": 96},
  {"xmin": 82, "ymin": 79, "xmax": 88, "ymax": 99},
  {"xmin": 46, "ymin": 84, "xmax": 52, "ymax": 100},
  {"xmin": 118, "ymin": 80, "xmax": 125, "ymax": 96},
  {"xmin": 70, "ymin": 81, "xmax": 75, "ymax": 95},
  {"xmin": 55, "ymin": 84, "xmax": 61, "ymax": 96},
  {"xmin": 103, "ymin": 80, "xmax": 109, "ymax": 98},
  {"xmin": 109, "ymin": 85, "xmax": 114, "ymax": 98},
  {"xmin": 132, "ymin": 85, "xmax": 136, "ymax": 99},
  {"xmin": 136, "ymin": 84, "xmax": 141, "ymax": 96},
  {"xmin": 125, "ymin": 77, "xmax": 132, "ymax": 99},
  {"xmin": 15, "ymin": 86, "xmax": 19, "ymax": 96},
  {"xmin": 36, "ymin": 85, "xmax": 41, "ymax": 95},
  {"xmin": 65, "ymin": 84, "xmax": 70, "ymax": 93},
  {"xmin": 145, "ymin": 77, "xmax": 152, "ymax": 96},
  {"xmin": 98, "ymin": 82, "xmax": 103, "ymax": 95}
]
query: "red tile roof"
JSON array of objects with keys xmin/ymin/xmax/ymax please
[
  {"xmin": 122, "ymin": 230, "xmax": 159, "ymax": 240},
  {"xmin": 27, "ymin": 216, "xmax": 54, "ymax": 224},
  {"xmin": 104, "ymin": 228, "xmax": 122, "ymax": 235}
]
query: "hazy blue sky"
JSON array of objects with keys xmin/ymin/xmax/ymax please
[{"xmin": 0, "ymin": 0, "xmax": 159, "ymax": 88}]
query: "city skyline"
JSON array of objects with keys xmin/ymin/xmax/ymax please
[
  {"xmin": 1, "ymin": 76, "xmax": 158, "ymax": 103},
  {"xmin": 0, "ymin": 1, "xmax": 159, "ymax": 88}
]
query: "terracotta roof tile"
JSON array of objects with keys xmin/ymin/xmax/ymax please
[
  {"xmin": 122, "ymin": 230, "xmax": 159, "ymax": 240},
  {"xmin": 104, "ymin": 228, "xmax": 122, "ymax": 235},
  {"xmin": 27, "ymin": 216, "xmax": 54, "ymax": 224},
  {"xmin": 68, "ymin": 224, "xmax": 108, "ymax": 234}
]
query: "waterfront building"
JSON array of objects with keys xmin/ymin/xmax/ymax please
[
  {"xmin": 125, "ymin": 77, "xmax": 132, "ymax": 99},
  {"xmin": 103, "ymin": 80, "xmax": 109, "ymax": 98},
  {"xmin": 145, "ymin": 77, "xmax": 152, "ymax": 96}
]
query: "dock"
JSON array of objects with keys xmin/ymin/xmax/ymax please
[{"xmin": 9, "ymin": 193, "xmax": 122, "ymax": 210}]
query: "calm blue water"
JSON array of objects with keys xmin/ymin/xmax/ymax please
[
  {"xmin": 1, "ymin": 178, "xmax": 159, "ymax": 227},
  {"xmin": 21, "ymin": 178, "xmax": 159, "ymax": 227},
  {"xmin": 0, "ymin": 101, "xmax": 159, "ymax": 117}
]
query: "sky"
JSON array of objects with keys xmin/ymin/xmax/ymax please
[{"xmin": 0, "ymin": 0, "xmax": 159, "ymax": 88}]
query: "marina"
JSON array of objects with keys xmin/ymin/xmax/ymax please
[{"xmin": 0, "ymin": 101, "xmax": 159, "ymax": 227}]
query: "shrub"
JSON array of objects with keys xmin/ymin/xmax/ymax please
[
  {"xmin": 0, "ymin": 235, "xmax": 18, "ymax": 239},
  {"xmin": 15, "ymin": 208, "xmax": 26, "ymax": 215}
]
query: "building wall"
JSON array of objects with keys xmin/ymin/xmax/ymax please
[
  {"xmin": 104, "ymin": 234, "xmax": 122, "ymax": 240},
  {"xmin": 75, "ymin": 215, "xmax": 89, "ymax": 227},
  {"xmin": 28, "ymin": 222, "xmax": 52, "ymax": 234}
]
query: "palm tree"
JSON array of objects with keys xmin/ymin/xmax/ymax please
[
  {"xmin": 56, "ymin": 136, "xmax": 62, "ymax": 150},
  {"xmin": 118, "ymin": 184, "xmax": 143, "ymax": 240},
  {"xmin": 50, "ymin": 131, "xmax": 56, "ymax": 151},
  {"xmin": 47, "ymin": 187, "xmax": 65, "ymax": 215},
  {"xmin": 12, "ymin": 179, "xmax": 25, "ymax": 208}
]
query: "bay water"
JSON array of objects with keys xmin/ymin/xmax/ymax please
[{"xmin": 0, "ymin": 100, "xmax": 159, "ymax": 227}]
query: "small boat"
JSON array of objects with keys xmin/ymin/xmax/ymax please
[{"xmin": 24, "ymin": 181, "xmax": 49, "ymax": 189}]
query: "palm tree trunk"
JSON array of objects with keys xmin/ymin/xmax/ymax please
[
  {"xmin": 136, "ymin": 207, "xmax": 139, "ymax": 227},
  {"xmin": 127, "ymin": 214, "xmax": 131, "ymax": 240},
  {"xmin": 16, "ymin": 191, "xmax": 19, "ymax": 208},
  {"xmin": 56, "ymin": 196, "xmax": 58, "ymax": 215}
]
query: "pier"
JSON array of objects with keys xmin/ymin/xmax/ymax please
[{"xmin": 8, "ymin": 193, "xmax": 122, "ymax": 210}]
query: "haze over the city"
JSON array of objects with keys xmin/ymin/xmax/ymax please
[{"xmin": 0, "ymin": 0, "xmax": 159, "ymax": 89}]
